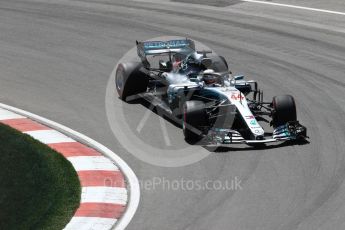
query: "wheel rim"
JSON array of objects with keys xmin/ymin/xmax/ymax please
[{"xmin": 116, "ymin": 68, "xmax": 124, "ymax": 91}]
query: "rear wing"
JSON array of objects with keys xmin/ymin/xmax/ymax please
[{"xmin": 136, "ymin": 39, "xmax": 195, "ymax": 67}]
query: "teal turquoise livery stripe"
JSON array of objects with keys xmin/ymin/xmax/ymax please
[{"xmin": 143, "ymin": 40, "xmax": 191, "ymax": 50}]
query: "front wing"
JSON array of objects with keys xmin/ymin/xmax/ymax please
[{"xmin": 205, "ymin": 121, "xmax": 307, "ymax": 146}]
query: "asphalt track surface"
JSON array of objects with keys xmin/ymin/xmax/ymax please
[{"xmin": 1, "ymin": 0, "xmax": 345, "ymax": 229}]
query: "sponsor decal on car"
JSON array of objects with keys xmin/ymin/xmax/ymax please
[
  {"xmin": 231, "ymin": 93, "xmax": 244, "ymax": 100},
  {"xmin": 144, "ymin": 40, "xmax": 190, "ymax": 50}
]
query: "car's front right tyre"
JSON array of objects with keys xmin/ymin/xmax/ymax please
[{"xmin": 183, "ymin": 100, "xmax": 207, "ymax": 143}]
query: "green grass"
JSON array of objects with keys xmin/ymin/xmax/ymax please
[{"xmin": 0, "ymin": 123, "xmax": 81, "ymax": 230}]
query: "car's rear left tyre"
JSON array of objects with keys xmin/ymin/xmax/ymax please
[
  {"xmin": 183, "ymin": 100, "xmax": 207, "ymax": 143},
  {"xmin": 115, "ymin": 62, "xmax": 148, "ymax": 101},
  {"xmin": 271, "ymin": 95, "xmax": 297, "ymax": 127},
  {"xmin": 219, "ymin": 55, "xmax": 228, "ymax": 70},
  {"xmin": 211, "ymin": 55, "xmax": 228, "ymax": 72}
]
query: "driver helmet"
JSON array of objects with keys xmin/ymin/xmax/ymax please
[{"xmin": 202, "ymin": 69, "xmax": 218, "ymax": 85}]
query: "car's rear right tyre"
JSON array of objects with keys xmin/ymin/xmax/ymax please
[{"xmin": 115, "ymin": 62, "xmax": 148, "ymax": 101}]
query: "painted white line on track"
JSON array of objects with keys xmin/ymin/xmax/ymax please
[
  {"xmin": 242, "ymin": 0, "xmax": 345, "ymax": 16},
  {"xmin": 25, "ymin": 129, "xmax": 75, "ymax": 144},
  {"xmin": 68, "ymin": 156, "xmax": 119, "ymax": 171},
  {"xmin": 81, "ymin": 187, "xmax": 128, "ymax": 205},
  {"xmin": 64, "ymin": 217, "xmax": 116, "ymax": 230}
]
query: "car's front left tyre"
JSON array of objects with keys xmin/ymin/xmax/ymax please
[{"xmin": 271, "ymin": 94, "xmax": 297, "ymax": 127}]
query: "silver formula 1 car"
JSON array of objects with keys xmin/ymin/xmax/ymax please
[{"xmin": 115, "ymin": 38, "xmax": 307, "ymax": 146}]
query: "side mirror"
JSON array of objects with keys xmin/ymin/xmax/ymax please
[
  {"xmin": 229, "ymin": 75, "xmax": 245, "ymax": 87},
  {"xmin": 201, "ymin": 58, "xmax": 212, "ymax": 68},
  {"xmin": 234, "ymin": 75, "xmax": 244, "ymax": 81}
]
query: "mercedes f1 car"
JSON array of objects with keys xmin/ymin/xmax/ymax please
[{"xmin": 115, "ymin": 38, "xmax": 307, "ymax": 146}]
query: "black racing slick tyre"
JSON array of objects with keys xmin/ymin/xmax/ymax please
[
  {"xmin": 115, "ymin": 62, "xmax": 148, "ymax": 101},
  {"xmin": 272, "ymin": 95, "xmax": 297, "ymax": 127},
  {"xmin": 211, "ymin": 55, "xmax": 228, "ymax": 72},
  {"xmin": 183, "ymin": 100, "xmax": 207, "ymax": 142},
  {"xmin": 219, "ymin": 55, "xmax": 228, "ymax": 70}
]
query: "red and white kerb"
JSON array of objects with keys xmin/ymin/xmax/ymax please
[{"xmin": 0, "ymin": 108, "xmax": 128, "ymax": 230}]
